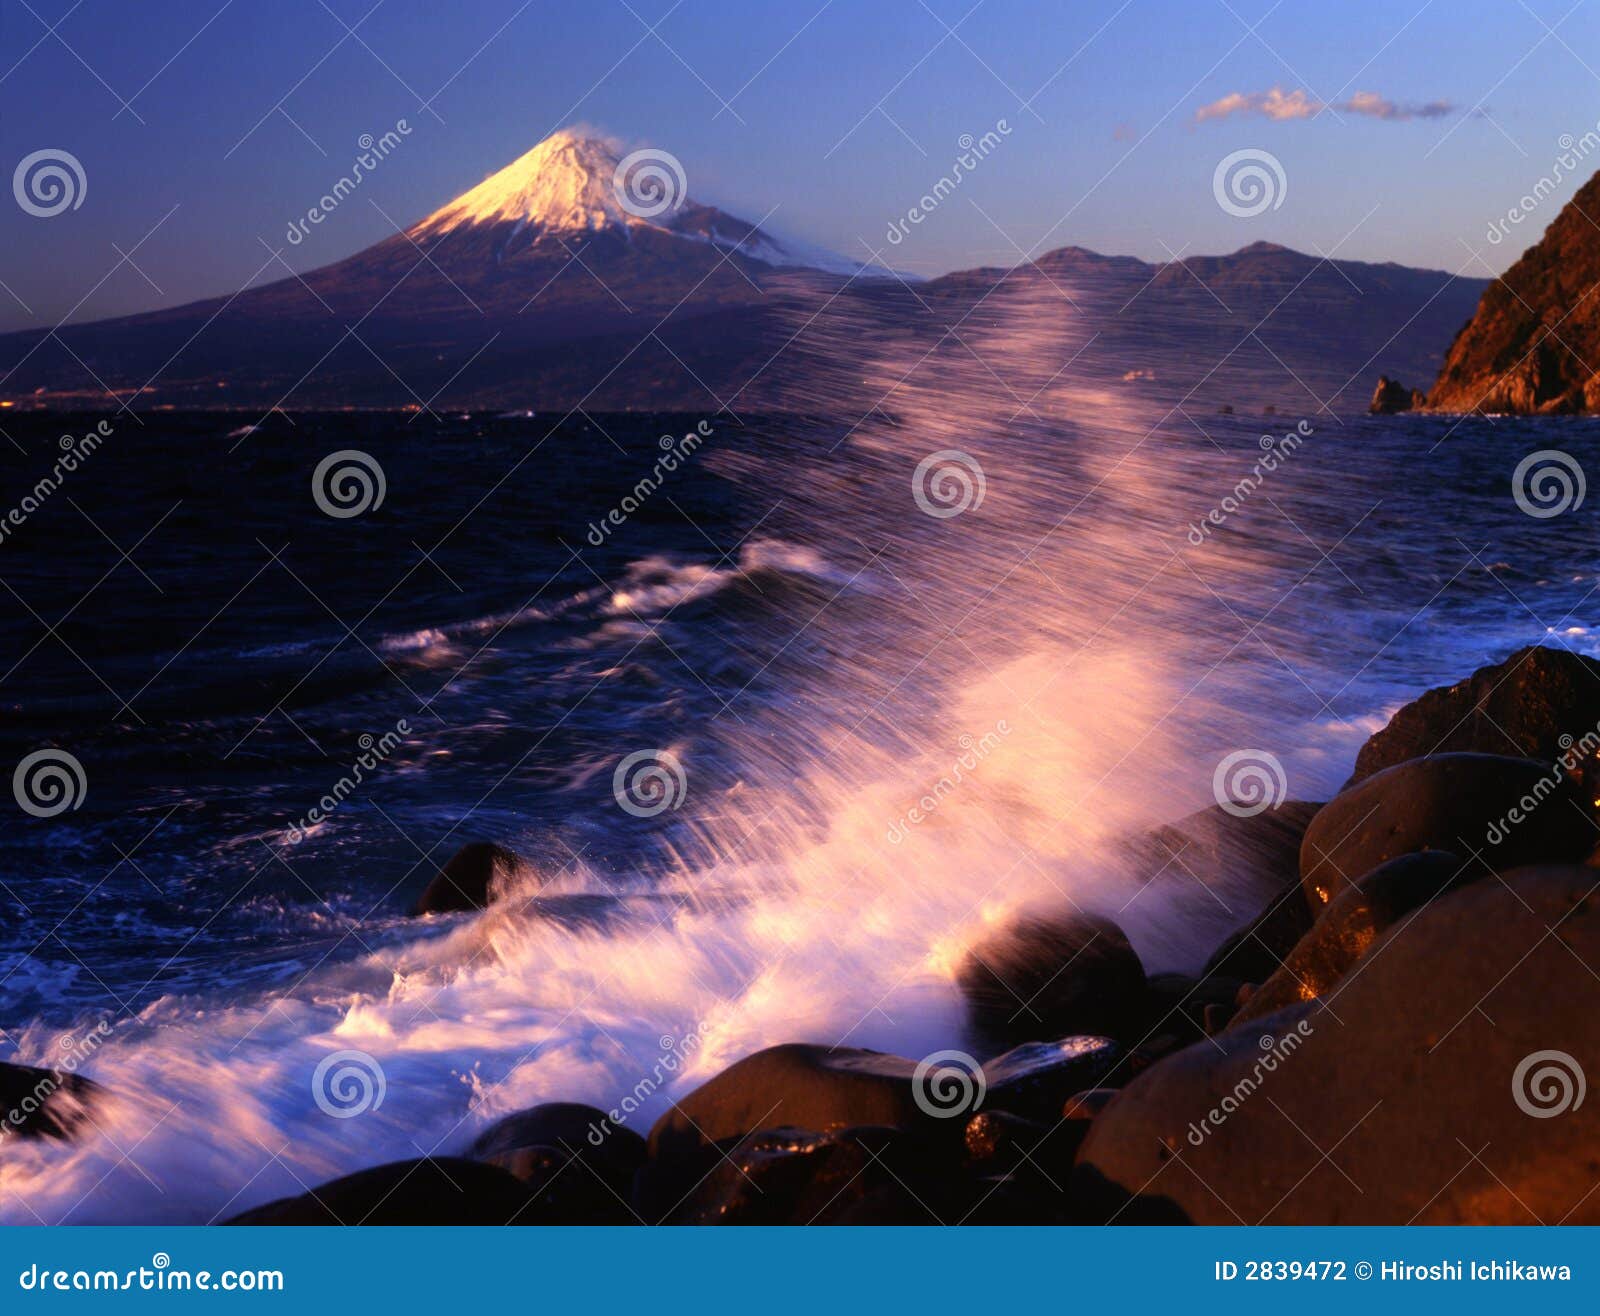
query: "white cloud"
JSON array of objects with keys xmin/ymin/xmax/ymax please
[{"xmin": 1195, "ymin": 85, "xmax": 1456, "ymax": 124}]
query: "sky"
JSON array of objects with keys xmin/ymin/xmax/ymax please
[{"xmin": 1, "ymin": 0, "xmax": 1596, "ymax": 332}]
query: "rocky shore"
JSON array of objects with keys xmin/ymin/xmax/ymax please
[{"xmin": 9, "ymin": 644, "xmax": 1600, "ymax": 1224}]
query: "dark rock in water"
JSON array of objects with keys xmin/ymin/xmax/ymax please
[
  {"xmin": 963, "ymin": 1107, "xmax": 1083, "ymax": 1199},
  {"xmin": 1232, "ymin": 851, "xmax": 1470, "ymax": 1024},
  {"xmin": 958, "ymin": 912, "xmax": 1145, "ymax": 1049},
  {"xmin": 0, "ymin": 1061, "xmax": 98, "ymax": 1141},
  {"xmin": 412, "ymin": 841, "xmax": 523, "ymax": 914},
  {"xmin": 645, "ymin": 1043, "xmax": 948, "ymax": 1163},
  {"xmin": 1299, "ymin": 753, "xmax": 1594, "ymax": 910},
  {"xmin": 1075, "ymin": 865, "xmax": 1600, "ymax": 1223},
  {"xmin": 982, "ymin": 1035, "xmax": 1121, "ymax": 1122},
  {"xmin": 225, "ymin": 1157, "xmax": 533, "ymax": 1225},
  {"xmin": 1203, "ymin": 880, "xmax": 1314, "ymax": 985},
  {"xmin": 1122, "ymin": 801, "xmax": 1320, "ymax": 908},
  {"xmin": 649, "ymin": 1124, "xmax": 949, "ymax": 1224},
  {"xmin": 1349, "ymin": 645, "xmax": 1600, "ymax": 790},
  {"xmin": 1368, "ymin": 374, "xmax": 1423, "ymax": 413},
  {"xmin": 468, "ymin": 1102, "xmax": 645, "ymax": 1222}
]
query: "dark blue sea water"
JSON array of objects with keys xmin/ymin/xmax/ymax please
[{"xmin": 1, "ymin": 397, "xmax": 1597, "ymax": 1222}]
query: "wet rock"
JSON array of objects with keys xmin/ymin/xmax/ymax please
[
  {"xmin": 649, "ymin": 1124, "xmax": 950, "ymax": 1225},
  {"xmin": 982, "ymin": 1035, "xmax": 1121, "ymax": 1122},
  {"xmin": 1122, "ymin": 800, "xmax": 1320, "ymax": 915},
  {"xmin": 412, "ymin": 841, "xmax": 523, "ymax": 914},
  {"xmin": 1350, "ymin": 646, "xmax": 1600, "ymax": 790},
  {"xmin": 225, "ymin": 1158, "xmax": 533, "ymax": 1225},
  {"xmin": 0, "ymin": 1061, "xmax": 98, "ymax": 1142},
  {"xmin": 1075, "ymin": 866, "xmax": 1600, "ymax": 1223},
  {"xmin": 467, "ymin": 1102, "xmax": 644, "ymax": 1222},
  {"xmin": 645, "ymin": 1043, "xmax": 949, "ymax": 1164},
  {"xmin": 1299, "ymin": 753, "xmax": 1594, "ymax": 910},
  {"xmin": 1061, "ymin": 1087, "xmax": 1119, "ymax": 1122},
  {"xmin": 1232, "ymin": 851, "xmax": 1470, "ymax": 1024},
  {"xmin": 1368, "ymin": 374, "xmax": 1424, "ymax": 413},
  {"xmin": 1138, "ymin": 971, "xmax": 1242, "ymax": 1044},
  {"xmin": 958, "ymin": 912, "xmax": 1146, "ymax": 1049},
  {"xmin": 1203, "ymin": 880, "xmax": 1315, "ymax": 984}
]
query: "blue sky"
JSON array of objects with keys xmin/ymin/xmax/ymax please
[{"xmin": 1, "ymin": 0, "xmax": 1595, "ymax": 331}]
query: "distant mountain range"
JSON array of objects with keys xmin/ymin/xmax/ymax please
[{"xmin": 0, "ymin": 130, "xmax": 1490, "ymax": 415}]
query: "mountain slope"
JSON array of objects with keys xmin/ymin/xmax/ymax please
[
  {"xmin": 0, "ymin": 134, "xmax": 1486, "ymax": 414},
  {"xmin": 1429, "ymin": 169, "xmax": 1600, "ymax": 413}
]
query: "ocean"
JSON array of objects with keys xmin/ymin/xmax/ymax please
[{"xmin": 1, "ymin": 367, "xmax": 1596, "ymax": 1219}]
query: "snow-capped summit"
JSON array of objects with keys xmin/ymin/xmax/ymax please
[
  {"xmin": 414, "ymin": 129, "xmax": 664, "ymax": 237},
  {"xmin": 410, "ymin": 127, "xmax": 879, "ymax": 276}
]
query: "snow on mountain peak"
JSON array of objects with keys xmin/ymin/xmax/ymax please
[{"xmin": 414, "ymin": 129, "xmax": 692, "ymax": 237}]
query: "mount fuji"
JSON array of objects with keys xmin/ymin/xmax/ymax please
[{"xmin": 0, "ymin": 130, "xmax": 863, "ymax": 411}]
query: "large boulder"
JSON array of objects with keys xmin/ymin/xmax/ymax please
[
  {"xmin": 1299, "ymin": 753, "xmax": 1594, "ymax": 909},
  {"xmin": 1122, "ymin": 801, "xmax": 1321, "ymax": 895},
  {"xmin": 225, "ymin": 1157, "xmax": 533, "ymax": 1225},
  {"xmin": 412, "ymin": 841, "xmax": 523, "ymax": 915},
  {"xmin": 958, "ymin": 913, "xmax": 1146, "ymax": 1049},
  {"xmin": 1350, "ymin": 646, "xmax": 1600, "ymax": 788},
  {"xmin": 646, "ymin": 1044, "xmax": 947, "ymax": 1164},
  {"xmin": 1075, "ymin": 865, "xmax": 1600, "ymax": 1223},
  {"xmin": 1231, "ymin": 851, "xmax": 1470, "ymax": 1024},
  {"xmin": 468, "ymin": 1102, "xmax": 645, "ymax": 1222},
  {"xmin": 0, "ymin": 1061, "xmax": 99, "ymax": 1141}
]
